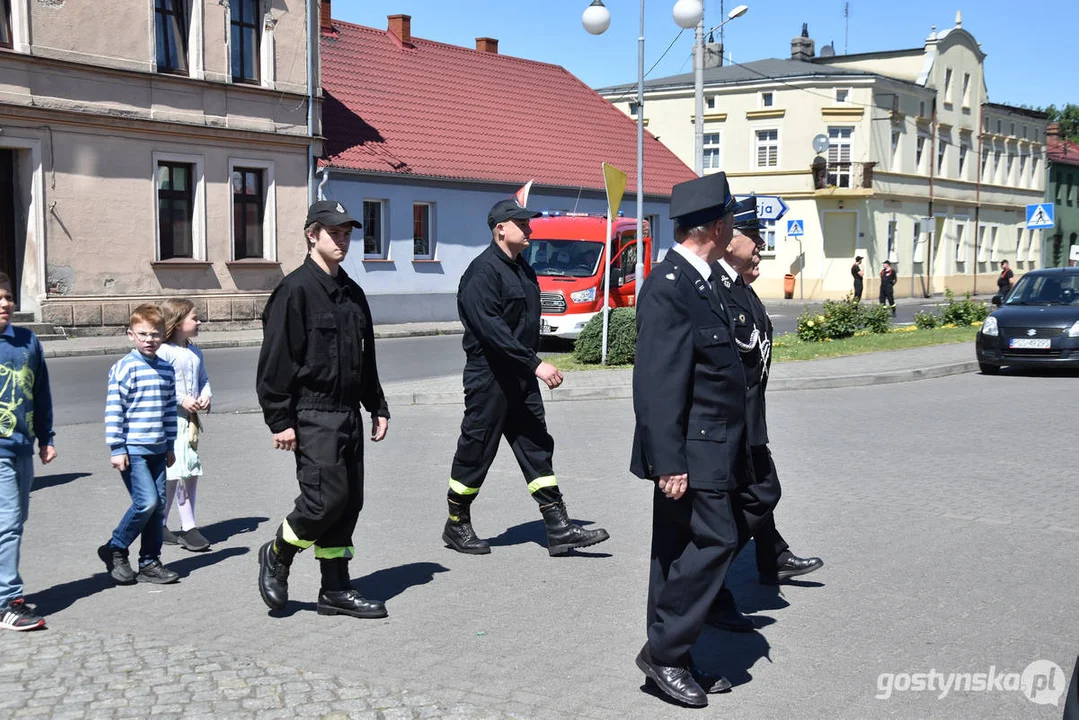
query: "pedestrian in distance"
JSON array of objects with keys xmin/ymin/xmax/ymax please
[
  {"xmin": 256, "ymin": 200, "xmax": 390, "ymax": 620},
  {"xmin": 157, "ymin": 298, "xmax": 213, "ymax": 553},
  {"xmin": 997, "ymin": 259, "xmax": 1015, "ymax": 300},
  {"xmin": 0, "ymin": 273, "xmax": 55, "ymax": 631},
  {"xmin": 879, "ymin": 260, "xmax": 897, "ymax": 316},
  {"xmin": 630, "ymin": 173, "xmax": 767, "ymax": 708},
  {"xmin": 99, "ymin": 304, "xmax": 180, "ymax": 586},
  {"xmin": 705, "ymin": 197, "xmax": 823, "ymax": 634},
  {"xmin": 851, "ymin": 255, "xmax": 864, "ymax": 301},
  {"xmin": 441, "ymin": 196, "xmax": 609, "ymax": 557}
]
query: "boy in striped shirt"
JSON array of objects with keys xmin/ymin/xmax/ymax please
[{"xmin": 98, "ymin": 305, "xmax": 180, "ymax": 585}]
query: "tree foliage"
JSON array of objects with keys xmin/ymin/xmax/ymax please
[{"xmin": 1023, "ymin": 103, "xmax": 1079, "ymax": 142}]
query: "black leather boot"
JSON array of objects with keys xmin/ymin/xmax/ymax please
[
  {"xmin": 442, "ymin": 500, "xmax": 491, "ymax": 555},
  {"xmin": 317, "ymin": 589, "xmax": 388, "ymax": 619},
  {"xmin": 539, "ymin": 501, "xmax": 610, "ymax": 556},
  {"xmin": 258, "ymin": 540, "xmax": 293, "ymax": 610}
]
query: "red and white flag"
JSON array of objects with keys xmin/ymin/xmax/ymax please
[{"xmin": 513, "ymin": 180, "xmax": 534, "ymax": 208}]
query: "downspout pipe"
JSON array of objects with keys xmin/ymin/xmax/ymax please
[
  {"xmin": 973, "ymin": 103, "xmax": 983, "ymax": 296},
  {"xmin": 306, "ymin": 0, "xmax": 318, "ymax": 205}
]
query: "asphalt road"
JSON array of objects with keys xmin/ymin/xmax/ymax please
[{"xmin": 18, "ymin": 371, "xmax": 1079, "ymax": 719}]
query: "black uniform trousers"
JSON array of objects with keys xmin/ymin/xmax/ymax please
[
  {"xmin": 879, "ymin": 283, "xmax": 895, "ymax": 308},
  {"xmin": 853, "ymin": 278, "xmax": 864, "ymax": 301},
  {"xmin": 448, "ymin": 368, "xmax": 562, "ymax": 507},
  {"xmin": 282, "ymin": 408, "xmax": 365, "ymax": 559},
  {"xmin": 647, "ymin": 467, "xmax": 779, "ymax": 666},
  {"xmin": 745, "ymin": 446, "xmax": 789, "ymax": 573}
]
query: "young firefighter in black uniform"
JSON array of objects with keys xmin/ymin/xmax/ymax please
[
  {"xmin": 705, "ymin": 197, "xmax": 823, "ymax": 633},
  {"xmin": 630, "ymin": 174, "xmax": 772, "ymax": 708},
  {"xmin": 256, "ymin": 200, "xmax": 390, "ymax": 619},
  {"xmin": 442, "ymin": 197, "xmax": 609, "ymax": 556}
]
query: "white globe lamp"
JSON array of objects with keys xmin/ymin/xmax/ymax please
[
  {"xmin": 582, "ymin": 0, "xmax": 611, "ymax": 35},
  {"xmin": 672, "ymin": 0, "xmax": 704, "ymax": 29}
]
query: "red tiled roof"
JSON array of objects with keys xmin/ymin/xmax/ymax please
[
  {"xmin": 320, "ymin": 20, "xmax": 695, "ymax": 196},
  {"xmin": 1048, "ymin": 137, "xmax": 1079, "ymax": 167}
]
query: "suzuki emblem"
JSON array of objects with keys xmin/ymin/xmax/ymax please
[{"xmin": 1027, "ymin": 329, "xmax": 1036, "ymax": 337}]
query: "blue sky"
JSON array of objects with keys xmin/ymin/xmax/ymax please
[{"xmin": 334, "ymin": 0, "xmax": 1070, "ymax": 109}]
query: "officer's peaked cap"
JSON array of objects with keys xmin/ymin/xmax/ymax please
[
  {"xmin": 732, "ymin": 195, "xmax": 765, "ymax": 231},
  {"xmin": 669, "ymin": 173, "xmax": 735, "ymax": 229}
]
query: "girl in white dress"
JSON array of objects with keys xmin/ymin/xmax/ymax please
[{"xmin": 158, "ymin": 299, "xmax": 213, "ymax": 552}]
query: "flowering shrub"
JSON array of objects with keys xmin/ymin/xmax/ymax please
[
  {"xmin": 796, "ymin": 295, "xmax": 892, "ymax": 341},
  {"xmin": 914, "ymin": 310, "xmax": 940, "ymax": 329},
  {"xmin": 796, "ymin": 312, "xmax": 830, "ymax": 342}
]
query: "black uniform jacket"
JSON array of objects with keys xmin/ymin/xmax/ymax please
[
  {"xmin": 256, "ymin": 256, "xmax": 389, "ymax": 433},
  {"xmin": 630, "ymin": 254, "xmax": 748, "ymax": 490},
  {"xmin": 458, "ymin": 242, "xmax": 543, "ymax": 380},
  {"xmin": 713, "ymin": 265, "xmax": 773, "ymax": 447}
]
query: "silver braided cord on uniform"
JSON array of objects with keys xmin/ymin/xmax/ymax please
[{"xmin": 735, "ymin": 321, "xmax": 771, "ymax": 381}]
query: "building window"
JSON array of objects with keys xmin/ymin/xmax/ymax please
[
  {"xmin": 835, "ymin": 88, "xmax": 849, "ymax": 104},
  {"xmin": 1010, "ymin": 122, "xmax": 1015, "ymax": 136},
  {"xmin": 990, "ymin": 226, "xmax": 1000, "ymax": 261},
  {"xmin": 937, "ymin": 137, "xmax": 947, "ymax": 175},
  {"xmin": 702, "ymin": 132, "xmax": 721, "ymax": 170},
  {"xmin": 958, "ymin": 141, "xmax": 968, "ymax": 178},
  {"xmin": 996, "ymin": 119, "xmax": 1002, "ymax": 134},
  {"xmin": 887, "ymin": 219, "xmax": 897, "ymax": 260},
  {"xmin": 944, "ymin": 68, "xmax": 953, "ymax": 103},
  {"xmin": 363, "ymin": 200, "xmax": 386, "ymax": 257},
  {"xmin": 230, "ymin": 0, "xmax": 260, "ymax": 83},
  {"xmin": 981, "ymin": 148, "xmax": 991, "ymax": 182},
  {"xmin": 1022, "ymin": 124, "xmax": 1028, "ymax": 139},
  {"xmin": 955, "ymin": 222, "xmax": 967, "ymax": 263},
  {"xmin": 1006, "ymin": 152, "xmax": 1014, "ymax": 181},
  {"xmin": 761, "ymin": 92, "xmax": 774, "ymax": 108},
  {"xmin": 962, "ymin": 73, "xmax": 971, "ymax": 107},
  {"xmin": 916, "ymin": 135, "xmax": 927, "ymax": 171},
  {"xmin": 1067, "ymin": 174, "xmax": 1074, "ymax": 206},
  {"xmin": 994, "ymin": 150, "xmax": 1003, "ymax": 183},
  {"xmin": 628, "ymin": 101, "xmax": 640, "ymax": 116},
  {"xmin": 154, "ymin": 0, "xmax": 188, "ymax": 74},
  {"xmin": 1018, "ymin": 153, "xmax": 1027, "ymax": 185},
  {"xmin": 231, "ymin": 168, "xmax": 264, "ymax": 259},
  {"xmin": 0, "ymin": 0, "xmax": 13, "ymax": 49},
  {"xmin": 755, "ymin": 129, "xmax": 778, "ymax": 168},
  {"xmin": 982, "ymin": 115, "xmax": 990, "ymax": 131},
  {"xmin": 1016, "ymin": 227, "xmax": 1023, "ymax": 258},
  {"xmin": 157, "ymin": 162, "xmax": 194, "ymax": 259},
  {"xmin": 706, "ymin": 96, "xmax": 715, "ymax": 110},
  {"xmin": 891, "ymin": 127, "xmax": 901, "ymax": 170},
  {"xmin": 413, "ymin": 202, "xmax": 434, "ymax": 259},
  {"xmin": 977, "ymin": 225, "xmax": 989, "ymax": 262},
  {"xmin": 827, "ymin": 126, "xmax": 852, "ymax": 187},
  {"xmin": 919, "ymin": 101, "xmax": 926, "ymax": 118},
  {"xmin": 761, "ymin": 220, "xmax": 776, "ymax": 254}
]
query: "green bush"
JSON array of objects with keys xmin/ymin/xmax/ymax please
[
  {"xmin": 573, "ymin": 307, "xmax": 637, "ymax": 365},
  {"xmin": 862, "ymin": 303, "xmax": 892, "ymax": 334},
  {"xmin": 796, "ymin": 310, "xmax": 830, "ymax": 342},
  {"xmin": 938, "ymin": 288, "xmax": 990, "ymax": 326},
  {"xmin": 914, "ymin": 310, "xmax": 940, "ymax": 329},
  {"xmin": 819, "ymin": 297, "xmax": 861, "ymax": 339}
]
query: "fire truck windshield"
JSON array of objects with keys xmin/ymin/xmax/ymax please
[{"xmin": 525, "ymin": 240, "xmax": 604, "ymax": 278}]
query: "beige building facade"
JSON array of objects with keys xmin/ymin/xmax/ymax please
[
  {"xmin": 0, "ymin": 0, "xmax": 318, "ymax": 331},
  {"xmin": 597, "ymin": 13, "xmax": 1048, "ymax": 300}
]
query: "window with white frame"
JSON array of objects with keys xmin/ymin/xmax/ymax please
[
  {"xmin": 981, "ymin": 148, "xmax": 991, "ymax": 183},
  {"xmin": 702, "ymin": 132, "xmax": 721, "ymax": 170},
  {"xmin": 962, "ymin": 73, "xmax": 971, "ymax": 107},
  {"xmin": 996, "ymin": 119, "xmax": 1002, "ymax": 134},
  {"xmin": 1018, "ymin": 152, "xmax": 1028, "ymax": 186},
  {"xmin": 990, "ymin": 226, "xmax": 1000, "ymax": 261},
  {"xmin": 755, "ymin": 129, "xmax": 778, "ymax": 168},
  {"xmin": 937, "ymin": 135, "xmax": 948, "ymax": 175},
  {"xmin": 835, "ymin": 88, "xmax": 849, "ymax": 104},
  {"xmin": 955, "ymin": 221, "xmax": 967, "ymax": 263},
  {"xmin": 230, "ymin": 0, "xmax": 261, "ymax": 84},
  {"xmin": 887, "ymin": 219, "xmax": 897, "ymax": 261},
  {"xmin": 944, "ymin": 68, "xmax": 953, "ymax": 103},
  {"xmin": 890, "ymin": 126, "xmax": 901, "ymax": 171},
  {"xmin": 154, "ymin": 0, "xmax": 188, "ymax": 74},
  {"xmin": 760, "ymin": 92, "xmax": 774, "ymax": 108},
  {"xmin": 363, "ymin": 200, "xmax": 387, "ymax": 258},
  {"xmin": 977, "ymin": 225, "xmax": 988, "ymax": 262},
  {"xmin": 154, "ymin": 153, "xmax": 205, "ymax": 261},
  {"xmin": 1027, "ymin": 229, "xmax": 1036, "ymax": 261},
  {"xmin": 1015, "ymin": 226, "xmax": 1023, "ymax": 259},
  {"xmin": 912, "ymin": 221, "xmax": 923, "ymax": 262},
  {"xmin": 994, "ymin": 149, "xmax": 1003, "ymax": 183},
  {"xmin": 916, "ymin": 134, "xmax": 927, "ymax": 172},
  {"xmin": 1031, "ymin": 153, "xmax": 1040, "ymax": 185},
  {"xmin": 706, "ymin": 95, "xmax": 715, "ymax": 110},
  {"xmin": 1006, "ymin": 151, "xmax": 1014, "ymax": 183},
  {"xmin": 413, "ymin": 202, "xmax": 434, "ymax": 259},
  {"xmin": 958, "ymin": 140, "xmax": 969, "ymax": 178},
  {"xmin": 827, "ymin": 126, "xmax": 852, "ymax": 187},
  {"xmin": 229, "ymin": 158, "xmax": 276, "ymax": 261},
  {"xmin": 761, "ymin": 220, "xmax": 776, "ymax": 255}
]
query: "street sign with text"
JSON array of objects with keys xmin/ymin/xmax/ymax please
[{"xmin": 736, "ymin": 195, "xmax": 789, "ymax": 222}]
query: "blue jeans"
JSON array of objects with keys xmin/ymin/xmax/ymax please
[
  {"xmin": 0, "ymin": 455, "xmax": 35, "ymax": 607},
  {"xmin": 109, "ymin": 453, "xmax": 167, "ymax": 566}
]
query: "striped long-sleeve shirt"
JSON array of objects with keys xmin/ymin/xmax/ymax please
[{"xmin": 105, "ymin": 349, "xmax": 178, "ymax": 456}]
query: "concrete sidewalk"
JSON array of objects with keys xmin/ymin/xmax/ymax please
[{"xmin": 382, "ymin": 341, "xmax": 979, "ymax": 407}]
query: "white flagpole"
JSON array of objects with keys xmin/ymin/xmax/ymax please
[{"xmin": 601, "ymin": 212, "xmax": 613, "ymax": 365}]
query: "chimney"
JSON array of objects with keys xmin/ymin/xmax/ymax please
[
  {"xmin": 320, "ymin": 0, "xmax": 332, "ymax": 32},
  {"xmin": 388, "ymin": 14, "xmax": 412, "ymax": 46},
  {"xmin": 475, "ymin": 37, "xmax": 499, "ymax": 54},
  {"xmin": 791, "ymin": 22, "xmax": 815, "ymax": 62},
  {"xmin": 704, "ymin": 38, "xmax": 723, "ymax": 68},
  {"xmin": 1047, "ymin": 122, "xmax": 1060, "ymax": 143}
]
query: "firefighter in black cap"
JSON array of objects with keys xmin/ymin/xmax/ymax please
[
  {"xmin": 256, "ymin": 200, "xmax": 390, "ymax": 619},
  {"xmin": 630, "ymin": 173, "xmax": 774, "ymax": 708},
  {"xmin": 441, "ymin": 197, "xmax": 610, "ymax": 556}
]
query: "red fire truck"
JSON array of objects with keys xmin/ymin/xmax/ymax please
[{"xmin": 523, "ymin": 212, "xmax": 653, "ymax": 340}]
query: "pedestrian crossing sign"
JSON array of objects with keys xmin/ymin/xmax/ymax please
[
  {"xmin": 1026, "ymin": 203, "xmax": 1054, "ymax": 230},
  {"xmin": 786, "ymin": 219, "xmax": 804, "ymax": 236}
]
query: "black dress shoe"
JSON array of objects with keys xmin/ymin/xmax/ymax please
[
  {"xmin": 258, "ymin": 541, "xmax": 290, "ymax": 610},
  {"xmin": 635, "ymin": 644, "xmax": 707, "ymax": 708},
  {"xmin": 688, "ymin": 661, "xmax": 733, "ymax": 693},
  {"xmin": 317, "ymin": 589, "xmax": 388, "ymax": 619},
  {"xmin": 705, "ymin": 587, "xmax": 755, "ymax": 632},
  {"xmin": 760, "ymin": 553, "xmax": 824, "ymax": 584}
]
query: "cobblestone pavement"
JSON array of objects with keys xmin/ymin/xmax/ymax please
[{"xmin": 6, "ymin": 370, "xmax": 1078, "ymax": 719}]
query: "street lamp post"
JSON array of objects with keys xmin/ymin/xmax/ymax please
[
  {"xmin": 693, "ymin": 4, "xmax": 749, "ymax": 176},
  {"xmin": 583, "ymin": 0, "xmax": 702, "ymax": 290}
]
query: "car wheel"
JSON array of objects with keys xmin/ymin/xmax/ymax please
[{"xmin": 979, "ymin": 362, "xmax": 1001, "ymax": 375}]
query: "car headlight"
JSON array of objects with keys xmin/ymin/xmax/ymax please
[
  {"xmin": 1068, "ymin": 320, "xmax": 1079, "ymax": 338},
  {"xmin": 570, "ymin": 288, "xmax": 596, "ymax": 303},
  {"xmin": 981, "ymin": 316, "xmax": 999, "ymax": 336}
]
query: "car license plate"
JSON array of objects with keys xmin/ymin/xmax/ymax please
[
  {"xmin": 1009, "ymin": 338, "xmax": 1050, "ymax": 349},
  {"xmin": 540, "ymin": 318, "xmax": 553, "ymax": 334}
]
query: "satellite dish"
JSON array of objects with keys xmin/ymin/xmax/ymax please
[
  {"xmin": 813, "ymin": 133, "xmax": 830, "ymax": 154},
  {"xmin": 820, "ymin": 43, "xmax": 836, "ymax": 57}
]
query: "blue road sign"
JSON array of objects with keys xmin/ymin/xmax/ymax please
[
  {"xmin": 735, "ymin": 195, "xmax": 789, "ymax": 222},
  {"xmin": 1026, "ymin": 203, "xmax": 1055, "ymax": 230},
  {"xmin": 786, "ymin": 219, "xmax": 804, "ymax": 236}
]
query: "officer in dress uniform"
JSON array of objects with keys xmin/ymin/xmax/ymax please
[
  {"xmin": 705, "ymin": 196, "xmax": 824, "ymax": 632},
  {"xmin": 630, "ymin": 173, "xmax": 774, "ymax": 708}
]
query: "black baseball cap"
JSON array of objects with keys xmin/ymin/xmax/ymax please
[
  {"xmin": 305, "ymin": 200, "xmax": 362, "ymax": 228},
  {"xmin": 487, "ymin": 198, "xmax": 542, "ymax": 229}
]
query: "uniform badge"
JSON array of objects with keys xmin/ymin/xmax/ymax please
[
  {"xmin": 335, "ymin": 202, "xmax": 346, "ymax": 213},
  {"xmin": 665, "ymin": 273, "xmax": 676, "ymax": 280},
  {"xmin": 721, "ymin": 275, "xmax": 732, "ymax": 289},
  {"xmin": 738, "ymin": 313, "xmax": 746, "ymax": 323}
]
